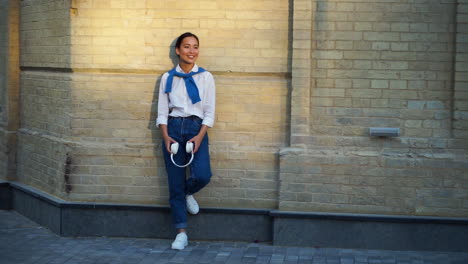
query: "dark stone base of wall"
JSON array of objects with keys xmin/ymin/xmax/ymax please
[
  {"xmin": 1, "ymin": 181, "xmax": 468, "ymax": 252},
  {"xmin": 2, "ymin": 182, "xmax": 272, "ymax": 242},
  {"xmin": 271, "ymin": 211, "xmax": 468, "ymax": 252},
  {"xmin": 0, "ymin": 182, "xmax": 12, "ymax": 210}
]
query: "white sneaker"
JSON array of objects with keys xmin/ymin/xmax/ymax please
[
  {"xmin": 171, "ymin": 232, "xmax": 188, "ymax": 250},
  {"xmin": 186, "ymin": 195, "xmax": 199, "ymax": 215}
]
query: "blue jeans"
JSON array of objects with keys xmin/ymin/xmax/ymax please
[{"xmin": 162, "ymin": 116, "xmax": 212, "ymax": 230}]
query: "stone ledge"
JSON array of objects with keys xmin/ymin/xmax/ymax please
[
  {"xmin": 270, "ymin": 210, "xmax": 468, "ymax": 225},
  {"xmin": 9, "ymin": 182, "xmax": 271, "ymax": 216},
  {"xmin": 272, "ymin": 211, "xmax": 468, "ymax": 252},
  {"xmin": 4, "ymin": 181, "xmax": 272, "ymax": 242}
]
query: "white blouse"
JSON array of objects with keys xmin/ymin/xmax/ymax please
[{"xmin": 156, "ymin": 64, "xmax": 216, "ymax": 128}]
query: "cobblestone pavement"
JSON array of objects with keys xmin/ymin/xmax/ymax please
[{"xmin": 1, "ymin": 210, "xmax": 467, "ymax": 264}]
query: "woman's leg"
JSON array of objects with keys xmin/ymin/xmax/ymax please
[
  {"xmin": 163, "ymin": 119, "xmax": 188, "ymax": 230},
  {"xmin": 163, "ymin": 117, "xmax": 212, "ymax": 229},
  {"xmin": 185, "ymin": 133, "xmax": 212, "ymax": 195},
  {"xmin": 163, "ymin": 149, "xmax": 188, "ymax": 230}
]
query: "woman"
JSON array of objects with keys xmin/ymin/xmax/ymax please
[{"xmin": 156, "ymin": 32, "xmax": 215, "ymax": 250}]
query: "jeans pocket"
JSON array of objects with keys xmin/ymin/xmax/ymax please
[
  {"xmin": 191, "ymin": 118, "xmax": 202, "ymax": 132},
  {"xmin": 167, "ymin": 119, "xmax": 179, "ymax": 138}
]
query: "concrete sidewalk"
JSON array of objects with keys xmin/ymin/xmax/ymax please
[{"xmin": 1, "ymin": 210, "xmax": 467, "ymax": 264}]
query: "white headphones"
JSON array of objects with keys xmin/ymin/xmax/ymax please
[{"xmin": 170, "ymin": 142, "xmax": 194, "ymax": 168}]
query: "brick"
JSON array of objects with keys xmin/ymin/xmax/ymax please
[
  {"xmin": 371, "ymin": 80, "xmax": 389, "ymax": 89},
  {"xmin": 335, "ymin": 60, "xmax": 353, "ymax": 69},
  {"xmin": 372, "ymin": 42, "xmax": 390, "ymax": 50},
  {"xmin": 391, "ymin": 42, "xmax": 409, "ymax": 51},
  {"xmin": 352, "ymin": 41, "xmax": 371, "ymax": 51},
  {"xmin": 353, "ymin": 60, "xmax": 371, "ymax": 69},
  {"xmin": 316, "ymin": 40, "xmax": 335, "ymax": 50},
  {"xmin": 354, "ymin": 22, "xmax": 372, "ymax": 31},
  {"xmin": 374, "ymin": 61, "xmax": 408, "ymax": 71},
  {"xmin": 328, "ymin": 31, "xmax": 363, "ymax": 41},
  {"xmin": 316, "ymin": 21, "xmax": 335, "ymax": 31},
  {"xmin": 391, "ymin": 23, "xmax": 410, "ymax": 32},
  {"xmin": 336, "ymin": 41, "xmax": 353, "ymax": 50},
  {"xmin": 336, "ymin": 22, "xmax": 353, "ymax": 31},
  {"xmin": 313, "ymin": 50, "xmax": 343, "ymax": 59},
  {"xmin": 373, "ymin": 23, "xmax": 391, "ymax": 31},
  {"xmin": 401, "ymin": 33, "xmax": 439, "ymax": 41},
  {"xmin": 371, "ymin": 99, "xmax": 389, "ymax": 108},
  {"xmin": 426, "ymin": 101, "xmax": 446, "ymax": 109},
  {"xmin": 408, "ymin": 101, "xmax": 426, "ymax": 110},
  {"xmin": 315, "ymin": 60, "xmax": 333, "ymax": 68},
  {"xmin": 344, "ymin": 51, "xmax": 379, "ymax": 60},
  {"xmin": 364, "ymin": 32, "xmax": 399, "ymax": 41},
  {"xmin": 410, "ymin": 23, "xmax": 429, "ymax": 32},
  {"xmin": 352, "ymin": 79, "xmax": 370, "ymax": 88},
  {"xmin": 336, "ymin": 3, "xmax": 354, "ymax": 12},
  {"xmin": 383, "ymin": 90, "xmax": 419, "ymax": 99},
  {"xmin": 389, "ymin": 80, "xmax": 407, "ymax": 89},
  {"xmin": 312, "ymin": 88, "xmax": 346, "ymax": 97},
  {"xmin": 347, "ymin": 89, "xmax": 382, "ymax": 98},
  {"xmin": 405, "ymin": 120, "xmax": 422, "ymax": 128}
]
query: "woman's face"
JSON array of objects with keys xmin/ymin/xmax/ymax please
[{"xmin": 176, "ymin": 36, "xmax": 199, "ymax": 67}]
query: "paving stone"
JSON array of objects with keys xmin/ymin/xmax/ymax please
[
  {"xmin": 1, "ymin": 210, "xmax": 468, "ymax": 264},
  {"xmin": 341, "ymin": 257, "xmax": 355, "ymax": 264}
]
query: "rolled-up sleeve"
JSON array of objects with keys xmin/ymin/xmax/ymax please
[
  {"xmin": 156, "ymin": 73, "xmax": 169, "ymax": 127},
  {"xmin": 202, "ymin": 73, "xmax": 216, "ymax": 127}
]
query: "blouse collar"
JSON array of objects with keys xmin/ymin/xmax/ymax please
[{"xmin": 176, "ymin": 64, "xmax": 199, "ymax": 73}]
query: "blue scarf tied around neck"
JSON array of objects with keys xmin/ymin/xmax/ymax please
[{"xmin": 165, "ymin": 67, "xmax": 206, "ymax": 104}]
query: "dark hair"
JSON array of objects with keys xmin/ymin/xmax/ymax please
[{"xmin": 175, "ymin": 32, "xmax": 199, "ymax": 49}]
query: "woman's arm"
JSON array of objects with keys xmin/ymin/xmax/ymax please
[
  {"xmin": 189, "ymin": 124, "xmax": 208, "ymax": 153},
  {"xmin": 189, "ymin": 72, "xmax": 215, "ymax": 153},
  {"xmin": 156, "ymin": 73, "xmax": 176, "ymax": 153},
  {"xmin": 156, "ymin": 73, "xmax": 170, "ymax": 127},
  {"xmin": 201, "ymin": 72, "xmax": 216, "ymax": 127},
  {"xmin": 160, "ymin": 124, "xmax": 176, "ymax": 153}
]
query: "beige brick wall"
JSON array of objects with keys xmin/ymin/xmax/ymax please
[
  {"xmin": 69, "ymin": 0, "xmax": 289, "ymax": 73},
  {"xmin": 0, "ymin": 1, "xmax": 9, "ymax": 179},
  {"xmin": 21, "ymin": 72, "xmax": 72, "ymax": 137},
  {"xmin": 0, "ymin": 0, "xmax": 19, "ymax": 181},
  {"xmin": 3, "ymin": 0, "xmax": 467, "ymax": 217},
  {"xmin": 16, "ymin": 130, "xmax": 70, "ymax": 197},
  {"xmin": 20, "ymin": 0, "xmax": 71, "ymax": 68},
  {"xmin": 280, "ymin": 0, "xmax": 468, "ymax": 217},
  {"xmin": 17, "ymin": 71, "xmax": 72, "ymax": 196},
  {"xmin": 47, "ymin": 73, "xmax": 287, "ymax": 207},
  {"xmin": 280, "ymin": 151, "xmax": 468, "ymax": 217},
  {"xmin": 0, "ymin": 1, "xmax": 7, "ymax": 123},
  {"xmin": 15, "ymin": 0, "xmax": 289, "ymax": 208},
  {"xmin": 455, "ymin": 1, "xmax": 468, "ymax": 140},
  {"xmin": 16, "ymin": 0, "xmax": 73, "ymax": 193},
  {"xmin": 304, "ymin": 0, "xmax": 456, "ymax": 140}
]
